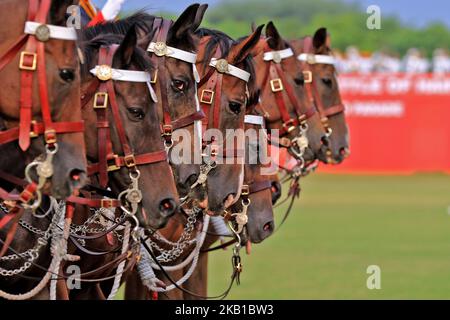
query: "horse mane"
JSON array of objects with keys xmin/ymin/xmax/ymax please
[
  {"xmin": 81, "ymin": 33, "xmax": 153, "ymax": 77},
  {"xmin": 196, "ymin": 28, "xmax": 259, "ymax": 108},
  {"xmin": 82, "ymin": 11, "xmax": 197, "ymax": 52}
]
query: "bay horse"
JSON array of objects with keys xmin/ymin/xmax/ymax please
[
  {"xmin": 251, "ymin": 22, "xmax": 329, "ymax": 166},
  {"xmin": 0, "ymin": 0, "xmax": 87, "ymax": 200},
  {"xmin": 124, "ymin": 25, "xmax": 264, "ymax": 300},
  {"xmin": 77, "ymin": 5, "xmax": 208, "ymax": 200},
  {"xmin": 65, "ymin": 23, "xmax": 181, "ymax": 299},
  {"xmin": 0, "ymin": 0, "xmax": 87, "ymax": 300},
  {"xmin": 290, "ymin": 28, "xmax": 350, "ymax": 164}
]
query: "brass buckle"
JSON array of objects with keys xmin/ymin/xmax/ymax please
[
  {"xmin": 107, "ymin": 154, "xmax": 120, "ymax": 172},
  {"xmin": 124, "ymin": 154, "xmax": 136, "ymax": 168},
  {"xmin": 44, "ymin": 129, "xmax": 57, "ymax": 144},
  {"xmin": 30, "ymin": 120, "xmax": 38, "ymax": 138},
  {"xmin": 200, "ymin": 89, "xmax": 215, "ymax": 104},
  {"xmin": 161, "ymin": 124, "xmax": 173, "ymax": 137},
  {"xmin": 241, "ymin": 184, "xmax": 250, "ymax": 196},
  {"xmin": 93, "ymin": 92, "xmax": 108, "ymax": 109},
  {"xmin": 283, "ymin": 119, "xmax": 296, "ymax": 133},
  {"xmin": 19, "ymin": 52, "xmax": 37, "ymax": 71},
  {"xmin": 303, "ymin": 71, "xmax": 313, "ymax": 83},
  {"xmin": 150, "ymin": 69, "xmax": 158, "ymax": 84},
  {"xmin": 101, "ymin": 198, "xmax": 115, "ymax": 208},
  {"xmin": 270, "ymin": 79, "xmax": 284, "ymax": 92}
]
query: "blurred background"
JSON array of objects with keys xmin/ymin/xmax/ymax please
[{"xmin": 94, "ymin": 0, "xmax": 449, "ymax": 299}]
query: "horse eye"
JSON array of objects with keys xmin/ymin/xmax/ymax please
[
  {"xmin": 294, "ymin": 76, "xmax": 304, "ymax": 86},
  {"xmin": 322, "ymin": 78, "xmax": 333, "ymax": 87},
  {"xmin": 228, "ymin": 101, "xmax": 242, "ymax": 115},
  {"xmin": 59, "ymin": 68, "xmax": 75, "ymax": 82},
  {"xmin": 171, "ymin": 79, "xmax": 186, "ymax": 92},
  {"xmin": 127, "ymin": 107, "xmax": 145, "ymax": 120}
]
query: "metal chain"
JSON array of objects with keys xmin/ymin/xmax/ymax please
[{"xmin": 148, "ymin": 208, "xmax": 199, "ymax": 263}]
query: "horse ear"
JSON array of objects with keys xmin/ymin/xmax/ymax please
[
  {"xmin": 167, "ymin": 4, "xmax": 201, "ymax": 50},
  {"xmin": 313, "ymin": 27, "xmax": 328, "ymax": 50},
  {"xmin": 192, "ymin": 4, "xmax": 208, "ymax": 32},
  {"xmin": 266, "ymin": 21, "xmax": 284, "ymax": 50},
  {"xmin": 114, "ymin": 25, "xmax": 137, "ymax": 67},
  {"xmin": 169, "ymin": 4, "xmax": 200, "ymax": 39},
  {"xmin": 228, "ymin": 24, "xmax": 264, "ymax": 65},
  {"xmin": 50, "ymin": 0, "xmax": 74, "ymax": 25}
]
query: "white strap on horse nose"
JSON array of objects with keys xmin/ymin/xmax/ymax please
[
  {"xmin": 263, "ymin": 48, "xmax": 294, "ymax": 62},
  {"xmin": 297, "ymin": 53, "xmax": 336, "ymax": 65},
  {"xmin": 209, "ymin": 58, "xmax": 251, "ymax": 83},
  {"xmin": 147, "ymin": 42, "xmax": 197, "ymax": 64},
  {"xmin": 89, "ymin": 66, "xmax": 158, "ymax": 102},
  {"xmin": 24, "ymin": 22, "xmax": 77, "ymax": 41},
  {"xmin": 244, "ymin": 115, "xmax": 265, "ymax": 127}
]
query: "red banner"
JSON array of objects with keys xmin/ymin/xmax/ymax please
[{"xmin": 320, "ymin": 73, "xmax": 450, "ymax": 173}]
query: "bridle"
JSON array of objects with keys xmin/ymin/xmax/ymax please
[
  {"xmin": 296, "ymin": 36, "xmax": 345, "ymax": 137},
  {"xmin": 146, "ymin": 18, "xmax": 205, "ymax": 151},
  {"xmin": 79, "ymin": 45, "xmax": 167, "ymax": 224},
  {"xmin": 0, "ymin": 0, "xmax": 84, "ymax": 210},
  {"xmin": 227, "ymin": 114, "xmax": 272, "ymax": 237},
  {"xmin": 189, "ymin": 42, "xmax": 251, "ymax": 192},
  {"xmin": 257, "ymin": 40, "xmax": 316, "ymax": 167}
]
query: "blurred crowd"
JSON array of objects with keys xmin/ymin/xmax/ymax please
[{"xmin": 335, "ymin": 47, "xmax": 450, "ymax": 74}]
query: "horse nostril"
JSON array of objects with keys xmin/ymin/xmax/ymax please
[
  {"xmin": 69, "ymin": 169, "xmax": 86, "ymax": 189},
  {"xmin": 159, "ymin": 198, "xmax": 177, "ymax": 217},
  {"xmin": 321, "ymin": 136, "xmax": 330, "ymax": 147},
  {"xmin": 263, "ymin": 221, "xmax": 274, "ymax": 232}
]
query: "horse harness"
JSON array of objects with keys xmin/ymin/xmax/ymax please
[
  {"xmin": 257, "ymin": 40, "xmax": 316, "ymax": 165},
  {"xmin": 0, "ymin": 0, "xmax": 83, "ymax": 213},
  {"xmin": 147, "ymin": 18, "xmax": 205, "ymax": 150},
  {"xmin": 297, "ymin": 36, "xmax": 345, "ymax": 136}
]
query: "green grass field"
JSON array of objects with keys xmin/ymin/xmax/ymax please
[{"xmin": 207, "ymin": 173, "xmax": 450, "ymax": 299}]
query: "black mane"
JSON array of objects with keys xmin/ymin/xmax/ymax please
[{"xmin": 81, "ymin": 33, "xmax": 152, "ymax": 77}]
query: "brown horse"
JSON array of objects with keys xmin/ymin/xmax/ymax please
[
  {"xmin": 77, "ymin": 5, "xmax": 208, "ymax": 199},
  {"xmin": 0, "ymin": 0, "xmax": 86, "ymax": 199},
  {"xmin": 290, "ymin": 28, "xmax": 350, "ymax": 164},
  {"xmin": 252, "ymin": 22, "xmax": 328, "ymax": 164},
  {"xmin": 64, "ymin": 24, "xmax": 182, "ymax": 299},
  {"xmin": 0, "ymin": 0, "xmax": 86, "ymax": 300},
  {"xmin": 189, "ymin": 26, "xmax": 263, "ymax": 214},
  {"xmin": 123, "ymin": 26, "xmax": 265, "ymax": 300}
]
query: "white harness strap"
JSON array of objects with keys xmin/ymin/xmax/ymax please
[
  {"xmin": 24, "ymin": 22, "xmax": 77, "ymax": 41},
  {"xmin": 209, "ymin": 58, "xmax": 251, "ymax": 83},
  {"xmin": 147, "ymin": 42, "xmax": 197, "ymax": 64},
  {"xmin": 90, "ymin": 66, "xmax": 158, "ymax": 102},
  {"xmin": 263, "ymin": 48, "xmax": 294, "ymax": 63},
  {"xmin": 297, "ymin": 53, "xmax": 335, "ymax": 65}
]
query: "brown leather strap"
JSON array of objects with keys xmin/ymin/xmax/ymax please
[{"xmin": 249, "ymin": 180, "xmax": 271, "ymax": 194}]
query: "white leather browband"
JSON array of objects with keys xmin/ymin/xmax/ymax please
[
  {"xmin": 263, "ymin": 48, "xmax": 294, "ymax": 62},
  {"xmin": 209, "ymin": 58, "xmax": 251, "ymax": 83},
  {"xmin": 90, "ymin": 66, "xmax": 158, "ymax": 102},
  {"xmin": 24, "ymin": 22, "xmax": 77, "ymax": 41},
  {"xmin": 244, "ymin": 115, "xmax": 265, "ymax": 127},
  {"xmin": 297, "ymin": 53, "xmax": 335, "ymax": 65},
  {"xmin": 147, "ymin": 42, "xmax": 200, "ymax": 83},
  {"xmin": 147, "ymin": 42, "xmax": 197, "ymax": 64}
]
